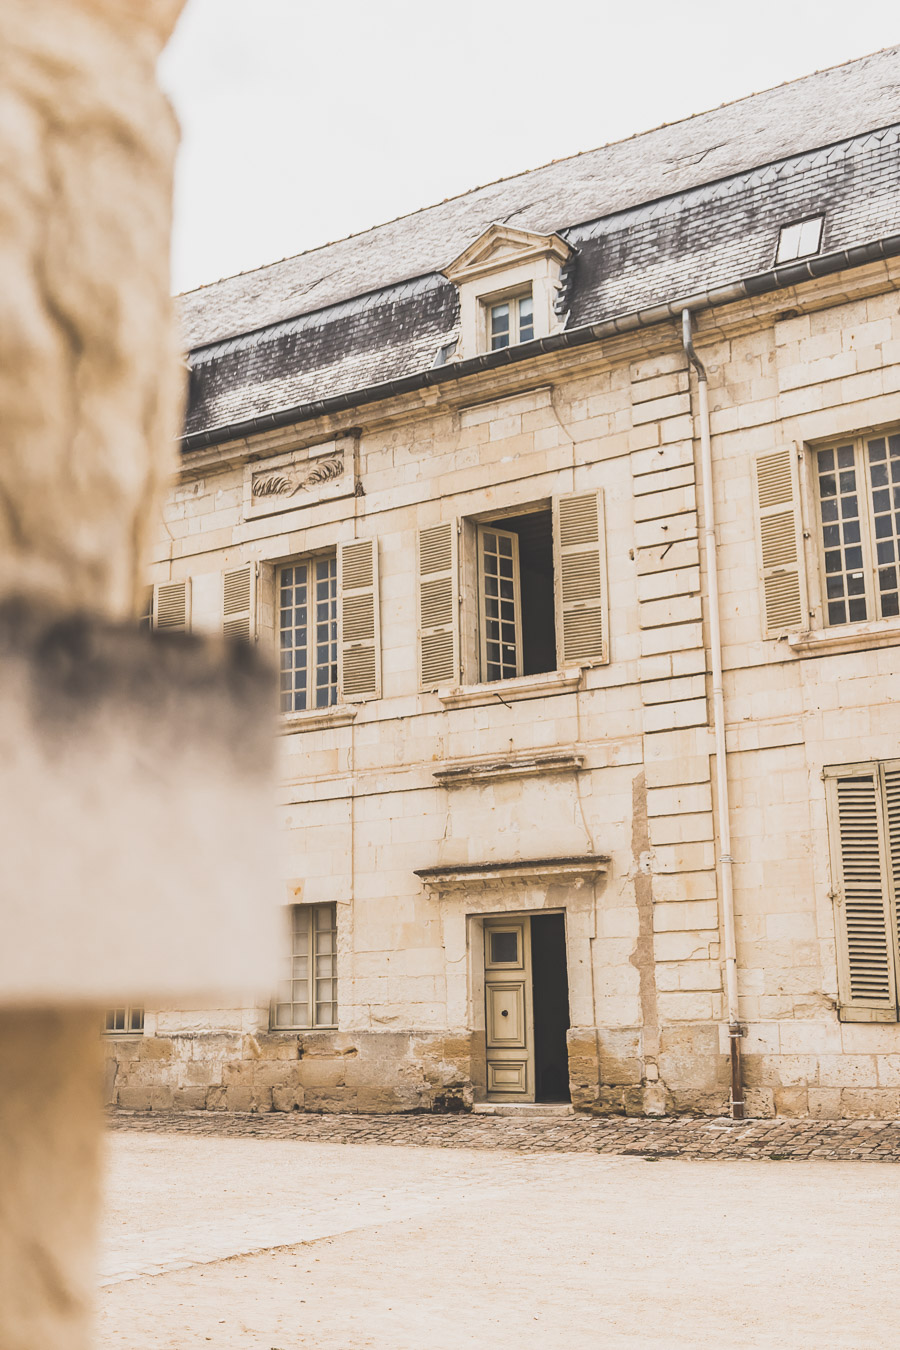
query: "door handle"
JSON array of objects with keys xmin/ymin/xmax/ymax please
[{"xmin": 501, "ymin": 1009, "xmax": 509, "ymax": 1017}]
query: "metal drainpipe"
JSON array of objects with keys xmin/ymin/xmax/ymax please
[{"xmin": 681, "ymin": 309, "xmax": 744, "ymax": 1120}]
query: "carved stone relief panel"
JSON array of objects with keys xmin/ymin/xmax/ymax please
[{"xmin": 243, "ymin": 434, "xmax": 358, "ymax": 519}]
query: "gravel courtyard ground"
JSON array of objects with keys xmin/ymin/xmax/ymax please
[{"xmin": 98, "ymin": 1112, "xmax": 900, "ymax": 1349}]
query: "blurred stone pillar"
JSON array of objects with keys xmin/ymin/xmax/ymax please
[{"xmin": 0, "ymin": 4, "xmax": 278, "ymax": 1347}]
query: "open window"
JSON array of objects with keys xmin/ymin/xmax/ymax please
[
  {"xmin": 476, "ymin": 508, "xmax": 557, "ymax": 681},
  {"xmin": 418, "ymin": 492, "xmax": 607, "ymax": 690}
]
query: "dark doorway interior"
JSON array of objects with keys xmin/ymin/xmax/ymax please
[
  {"xmin": 530, "ymin": 913, "xmax": 571, "ymax": 1102},
  {"xmin": 501, "ymin": 510, "xmax": 556, "ymax": 676}
]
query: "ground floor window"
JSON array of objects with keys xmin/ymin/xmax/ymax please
[
  {"xmin": 272, "ymin": 903, "xmax": 338, "ymax": 1029},
  {"xmin": 104, "ymin": 1007, "xmax": 144, "ymax": 1034}
]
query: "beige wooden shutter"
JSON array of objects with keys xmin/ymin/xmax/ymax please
[
  {"xmin": 339, "ymin": 538, "xmax": 380, "ymax": 700},
  {"xmin": 154, "ymin": 580, "xmax": 190, "ymax": 631},
  {"xmin": 884, "ymin": 761, "xmax": 900, "ymax": 994},
  {"xmin": 753, "ymin": 448, "xmax": 806, "ymax": 637},
  {"xmin": 826, "ymin": 765, "xmax": 898, "ymax": 1019},
  {"xmin": 553, "ymin": 490, "xmax": 608, "ymax": 666},
  {"xmin": 222, "ymin": 564, "xmax": 257, "ymax": 642},
  {"xmin": 417, "ymin": 522, "xmax": 459, "ymax": 689}
]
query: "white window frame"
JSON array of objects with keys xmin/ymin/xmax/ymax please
[
  {"xmin": 810, "ymin": 427, "xmax": 900, "ymax": 630},
  {"xmin": 484, "ymin": 288, "xmax": 534, "ymax": 351},
  {"xmin": 278, "ymin": 553, "xmax": 339, "ymax": 714},
  {"xmin": 477, "ymin": 523, "xmax": 525, "ymax": 682},
  {"xmin": 775, "ymin": 215, "xmax": 824, "ymax": 264},
  {"xmin": 272, "ymin": 903, "xmax": 338, "ymax": 1031},
  {"xmin": 104, "ymin": 1006, "xmax": 144, "ymax": 1036}
]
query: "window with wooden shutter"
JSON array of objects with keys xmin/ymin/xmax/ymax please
[
  {"xmin": 222, "ymin": 564, "xmax": 257, "ymax": 643},
  {"xmin": 826, "ymin": 761, "xmax": 900, "ymax": 1021},
  {"xmin": 154, "ymin": 579, "xmax": 190, "ymax": 632},
  {"xmin": 417, "ymin": 522, "xmax": 459, "ymax": 689},
  {"xmin": 552, "ymin": 491, "xmax": 608, "ymax": 666},
  {"xmin": 338, "ymin": 538, "xmax": 380, "ymax": 700},
  {"xmin": 753, "ymin": 448, "xmax": 806, "ymax": 638}
]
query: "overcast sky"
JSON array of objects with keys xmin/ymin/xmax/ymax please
[{"xmin": 159, "ymin": 1, "xmax": 899, "ymax": 296}]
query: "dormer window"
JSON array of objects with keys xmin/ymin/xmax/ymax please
[
  {"xmin": 443, "ymin": 224, "xmax": 571, "ymax": 361},
  {"xmin": 489, "ymin": 292, "xmax": 534, "ymax": 350},
  {"xmin": 776, "ymin": 215, "xmax": 824, "ymax": 264}
]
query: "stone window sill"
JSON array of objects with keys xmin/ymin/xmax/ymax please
[
  {"xmin": 437, "ymin": 667, "xmax": 584, "ymax": 709},
  {"xmin": 278, "ymin": 705, "xmax": 359, "ymax": 735},
  {"xmin": 267, "ymin": 1026, "xmax": 338, "ymax": 1034},
  {"xmin": 787, "ymin": 617, "xmax": 900, "ymax": 656}
]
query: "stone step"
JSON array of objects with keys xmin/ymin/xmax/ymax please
[{"xmin": 472, "ymin": 1102, "xmax": 575, "ymax": 1118}]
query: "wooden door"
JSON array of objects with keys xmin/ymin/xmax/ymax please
[{"xmin": 484, "ymin": 919, "xmax": 534, "ymax": 1100}]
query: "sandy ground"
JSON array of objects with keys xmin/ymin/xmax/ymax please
[{"xmin": 97, "ymin": 1130, "xmax": 900, "ymax": 1349}]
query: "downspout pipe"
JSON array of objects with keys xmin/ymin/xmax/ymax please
[{"xmin": 681, "ymin": 308, "xmax": 744, "ymax": 1121}]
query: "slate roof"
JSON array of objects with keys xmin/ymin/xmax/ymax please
[{"xmin": 182, "ymin": 47, "xmax": 900, "ymax": 447}]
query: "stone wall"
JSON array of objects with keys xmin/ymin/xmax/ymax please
[{"xmin": 106, "ymin": 255, "xmax": 900, "ymax": 1120}]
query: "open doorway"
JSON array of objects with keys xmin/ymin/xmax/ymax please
[{"xmin": 483, "ymin": 912, "xmax": 570, "ymax": 1103}]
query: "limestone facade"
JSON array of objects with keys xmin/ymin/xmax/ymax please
[{"xmin": 104, "ymin": 54, "xmax": 900, "ymax": 1118}]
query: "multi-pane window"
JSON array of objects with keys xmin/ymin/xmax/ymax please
[
  {"xmin": 279, "ymin": 556, "xmax": 338, "ymax": 713},
  {"xmin": 815, "ymin": 430, "xmax": 900, "ymax": 626},
  {"xmin": 478, "ymin": 525, "xmax": 523, "ymax": 681},
  {"xmin": 104, "ymin": 1007, "xmax": 144, "ymax": 1035},
  {"xmin": 488, "ymin": 292, "xmax": 534, "ymax": 350},
  {"xmin": 272, "ymin": 904, "xmax": 337, "ymax": 1029}
]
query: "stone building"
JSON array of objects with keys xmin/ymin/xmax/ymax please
[{"xmin": 106, "ymin": 47, "xmax": 900, "ymax": 1118}]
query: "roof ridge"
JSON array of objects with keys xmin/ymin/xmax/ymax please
[{"xmin": 177, "ymin": 43, "xmax": 898, "ymax": 300}]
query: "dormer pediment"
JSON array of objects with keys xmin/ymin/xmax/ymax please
[{"xmin": 443, "ymin": 223, "xmax": 572, "ymax": 286}]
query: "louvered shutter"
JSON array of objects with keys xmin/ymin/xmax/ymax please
[
  {"xmin": 827, "ymin": 767, "xmax": 898, "ymax": 1018},
  {"xmin": 417, "ymin": 522, "xmax": 458, "ymax": 689},
  {"xmin": 154, "ymin": 579, "xmax": 190, "ymax": 631},
  {"xmin": 338, "ymin": 538, "xmax": 380, "ymax": 700},
  {"xmin": 553, "ymin": 490, "xmax": 608, "ymax": 666},
  {"xmin": 222, "ymin": 564, "xmax": 257, "ymax": 643},
  {"xmin": 753, "ymin": 448, "xmax": 806, "ymax": 637},
  {"xmin": 884, "ymin": 761, "xmax": 900, "ymax": 993}
]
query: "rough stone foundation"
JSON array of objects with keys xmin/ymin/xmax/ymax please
[
  {"xmin": 105, "ymin": 1030, "xmax": 479, "ymax": 1114},
  {"xmin": 105, "ymin": 1022, "xmax": 900, "ymax": 1120}
]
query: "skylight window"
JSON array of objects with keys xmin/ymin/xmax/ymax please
[{"xmin": 776, "ymin": 216, "xmax": 824, "ymax": 264}]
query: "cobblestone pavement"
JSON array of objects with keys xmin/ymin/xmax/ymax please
[{"xmin": 107, "ymin": 1107, "xmax": 900, "ymax": 1160}]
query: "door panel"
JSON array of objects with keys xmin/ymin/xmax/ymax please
[
  {"xmin": 487, "ymin": 1061, "xmax": 527, "ymax": 1093},
  {"xmin": 486, "ymin": 983, "xmax": 526, "ymax": 1047}
]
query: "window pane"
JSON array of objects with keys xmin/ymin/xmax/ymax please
[
  {"xmin": 869, "ymin": 435, "xmax": 900, "ymax": 620},
  {"xmin": 480, "ymin": 528, "xmax": 520, "ymax": 681},
  {"xmin": 816, "ymin": 446, "xmax": 868, "ymax": 627},
  {"xmin": 517, "ymin": 295, "xmax": 534, "ymax": 343},
  {"xmin": 490, "ymin": 303, "xmax": 510, "ymax": 351},
  {"xmin": 490, "ymin": 931, "xmax": 518, "ymax": 963}
]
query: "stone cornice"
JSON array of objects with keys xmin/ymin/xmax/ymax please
[
  {"xmin": 415, "ymin": 855, "xmax": 609, "ymax": 892},
  {"xmin": 432, "ymin": 749, "xmax": 584, "ymax": 787}
]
